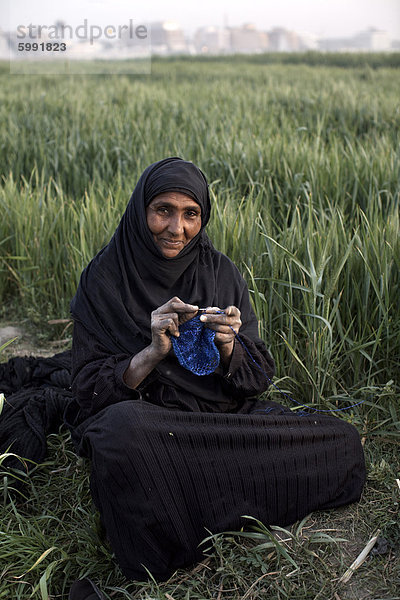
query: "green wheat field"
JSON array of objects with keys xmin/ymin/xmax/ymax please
[{"xmin": 0, "ymin": 54, "xmax": 399, "ymax": 599}]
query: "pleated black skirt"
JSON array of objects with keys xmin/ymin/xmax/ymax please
[{"xmin": 80, "ymin": 400, "xmax": 366, "ymax": 581}]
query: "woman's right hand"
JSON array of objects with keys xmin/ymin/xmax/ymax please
[{"xmin": 149, "ymin": 297, "xmax": 199, "ymax": 359}]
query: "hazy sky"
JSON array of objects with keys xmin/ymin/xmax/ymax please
[{"xmin": 3, "ymin": 0, "xmax": 400, "ymax": 39}]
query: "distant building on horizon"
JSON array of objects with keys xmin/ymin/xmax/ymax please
[
  {"xmin": 319, "ymin": 27, "xmax": 391, "ymax": 52},
  {"xmin": 194, "ymin": 26, "xmax": 231, "ymax": 54},
  {"xmin": 150, "ymin": 21, "xmax": 187, "ymax": 54},
  {"xmin": 296, "ymin": 31, "xmax": 319, "ymax": 51},
  {"xmin": 352, "ymin": 27, "xmax": 391, "ymax": 51},
  {"xmin": 194, "ymin": 24, "xmax": 268, "ymax": 54},
  {"xmin": 195, "ymin": 25, "xmax": 319, "ymax": 54},
  {"xmin": 229, "ymin": 23, "xmax": 269, "ymax": 54}
]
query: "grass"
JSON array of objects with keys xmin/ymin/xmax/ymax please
[
  {"xmin": 0, "ymin": 432, "xmax": 399, "ymax": 599},
  {"xmin": 0, "ymin": 54, "xmax": 399, "ymax": 598}
]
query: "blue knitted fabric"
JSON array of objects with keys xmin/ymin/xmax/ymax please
[{"xmin": 171, "ymin": 315, "xmax": 220, "ymax": 376}]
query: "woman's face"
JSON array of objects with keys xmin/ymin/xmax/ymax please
[{"xmin": 146, "ymin": 191, "xmax": 202, "ymax": 258}]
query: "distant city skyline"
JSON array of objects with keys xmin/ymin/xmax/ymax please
[{"xmin": 2, "ymin": 0, "xmax": 400, "ymax": 40}]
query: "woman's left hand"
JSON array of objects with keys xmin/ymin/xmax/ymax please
[{"xmin": 199, "ymin": 306, "xmax": 241, "ymax": 364}]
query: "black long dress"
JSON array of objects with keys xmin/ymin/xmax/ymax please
[{"xmin": 65, "ymin": 319, "xmax": 366, "ymax": 581}]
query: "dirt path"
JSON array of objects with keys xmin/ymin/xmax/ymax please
[{"xmin": 0, "ymin": 321, "xmax": 71, "ymax": 359}]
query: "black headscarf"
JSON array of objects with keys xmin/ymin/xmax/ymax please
[{"xmin": 70, "ymin": 157, "xmax": 259, "ymax": 393}]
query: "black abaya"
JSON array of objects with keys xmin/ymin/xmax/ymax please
[
  {"xmin": 81, "ymin": 399, "xmax": 365, "ymax": 581},
  {"xmin": 66, "ymin": 158, "xmax": 366, "ymax": 580}
]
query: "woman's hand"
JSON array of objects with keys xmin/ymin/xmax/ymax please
[
  {"xmin": 124, "ymin": 297, "xmax": 197, "ymax": 389},
  {"xmin": 199, "ymin": 306, "xmax": 242, "ymax": 366},
  {"xmin": 150, "ymin": 296, "xmax": 199, "ymax": 359}
]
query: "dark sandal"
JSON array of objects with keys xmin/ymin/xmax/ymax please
[{"xmin": 69, "ymin": 578, "xmax": 106, "ymax": 600}]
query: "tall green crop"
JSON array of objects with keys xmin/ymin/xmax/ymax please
[{"xmin": 0, "ymin": 57, "xmax": 399, "ymax": 411}]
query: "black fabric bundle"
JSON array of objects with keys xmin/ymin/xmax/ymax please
[{"xmin": 0, "ymin": 351, "xmax": 71, "ymax": 475}]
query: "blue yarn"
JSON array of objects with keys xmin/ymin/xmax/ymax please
[{"xmin": 171, "ymin": 315, "xmax": 220, "ymax": 376}]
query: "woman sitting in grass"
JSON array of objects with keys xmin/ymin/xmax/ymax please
[{"xmin": 67, "ymin": 157, "xmax": 365, "ymax": 586}]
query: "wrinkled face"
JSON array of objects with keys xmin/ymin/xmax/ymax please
[{"xmin": 146, "ymin": 191, "xmax": 202, "ymax": 258}]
